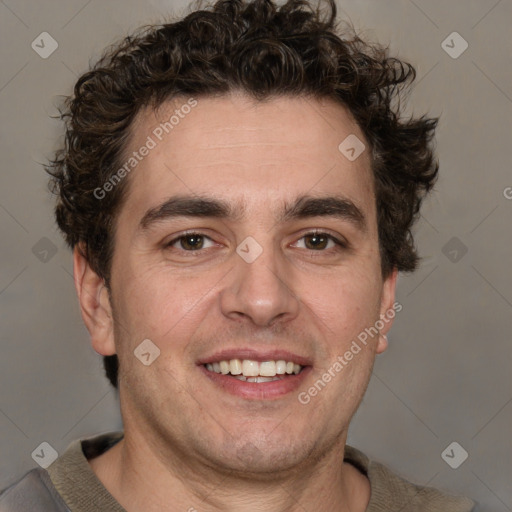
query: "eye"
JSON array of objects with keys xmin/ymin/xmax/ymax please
[
  {"xmin": 165, "ymin": 232, "xmax": 216, "ymax": 252},
  {"xmin": 292, "ymin": 232, "xmax": 346, "ymax": 252},
  {"xmin": 164, "ymin": 231, "xmax": 347, "ymax": 256}
]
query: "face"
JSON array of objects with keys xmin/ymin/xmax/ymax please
[{"xmin": 79, "ymin": 93, "xmax": 397, "ymax": 477}]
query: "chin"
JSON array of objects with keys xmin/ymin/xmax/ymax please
[{"xmin": 196, "ymin": 429, "xmax": 320, "ymax": 478}]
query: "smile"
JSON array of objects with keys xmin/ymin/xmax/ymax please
[{"xmin": 205, "ymin": 359, "xmax": 303, "ymax": 382}]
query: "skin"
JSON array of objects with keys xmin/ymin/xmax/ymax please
[{"xmin": 74, "ymin": 93, "xmax": 398, "ymax": 512}]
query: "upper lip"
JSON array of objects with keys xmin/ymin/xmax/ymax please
[{"xmin": 197, "ymin": 348, "xmax": 312, "ymax": 367}]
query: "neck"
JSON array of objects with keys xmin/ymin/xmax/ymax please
[{"xmin": 88, "ymin": 427, "xmax": 370, "ymax": 512}]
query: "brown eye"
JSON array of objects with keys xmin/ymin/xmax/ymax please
[
  {"xmin": 293, "ymin": 232, "xmax": 345, "ymax": 252},
  {"xmin": 179, "ymin": 234, "xmax": 205, "ymax": 250},
  {"xmin": 166, "ymin": 233, "xmax": 215, "ymax": 251},
  {"xmin": 303, "ymin": 233, "xmax": 330, "ymax": 250}
]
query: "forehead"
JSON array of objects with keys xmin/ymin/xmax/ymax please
[{"xmin": 119, "ymin": 93, "xmax": 375, "ymax": 227}]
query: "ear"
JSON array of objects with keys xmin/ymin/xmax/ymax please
[
  {"xmin": 73, "ymin": 244, "xmax": 116, "ymax": 356},
  {"xmin": 376, "ymin": 268, "xmax": 398, "ymax": 355}
]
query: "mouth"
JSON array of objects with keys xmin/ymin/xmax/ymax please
[
  {"xmin": 204, "ymin": 358, "xmax": 303, "ymax": 382},
  {"xmin": 198, "ymin": 352, "xmax": 312, "ymax": 400}
]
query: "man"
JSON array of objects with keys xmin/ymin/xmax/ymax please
[{"xmin": 0, "ymin": 0, "xmax": 475, "ymax": 510}]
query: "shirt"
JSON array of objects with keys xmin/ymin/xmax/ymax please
[{"xmin": 0, "ymin": 431, "xmax": 475, "ymax": 511}]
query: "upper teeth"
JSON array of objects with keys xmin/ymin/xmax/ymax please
[{"xmin": 206, "ymin": 359, "xmax": 302, "ymax": 377}]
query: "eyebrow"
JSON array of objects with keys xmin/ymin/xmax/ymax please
[{"xmin": 138, "ymin": 194, "xmax": 367, "ymax": 233}]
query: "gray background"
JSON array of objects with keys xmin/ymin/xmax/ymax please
[{"xmin": 1, "ymin": 0, "xmax": 511, "ymax": 510}]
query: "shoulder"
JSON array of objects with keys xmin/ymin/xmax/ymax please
[
  {"xmin": 0, "ymin": 468, "xmax": 69, "ymax": 512},
  {"xmin": 344, "ymin": 445, "xmax": 476, "ymax": 512},
  {"xmin": 0, "ymin": 431, "xmax": 124, "ymax": 512}
]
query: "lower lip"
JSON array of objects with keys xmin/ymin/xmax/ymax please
[{"xmin": 199, "ymin": 365, "xmax": 312, "ymax": 400}]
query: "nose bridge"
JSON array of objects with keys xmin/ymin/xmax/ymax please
[{"xmin": 220, "ymin": 233, "xmax": 300, "ymax": 326}]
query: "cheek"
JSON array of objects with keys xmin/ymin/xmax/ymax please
[
  {"xmin": 305, "ymin": 268, "xmax": 382, "ymax": 347},
  {"xmin": 113, "ymin": 264, "xmax": 219, "ymax": 351},
  {"xmin": 112, "ymin": 272, "xmax": 199, "ymax": 395}
]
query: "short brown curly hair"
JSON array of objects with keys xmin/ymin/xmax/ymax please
[{"xmin": 47, "ymin": 0, "xmax": 439, "ymax": 389}]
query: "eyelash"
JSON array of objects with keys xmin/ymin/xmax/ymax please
[{"xmin": 164, "ymin": 230, "xmax": 347, "ymax": 257}]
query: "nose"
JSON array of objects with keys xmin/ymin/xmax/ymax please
[{"xmin": 220, "ymin": 240, "xmax": 300, "ymax": 327}]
